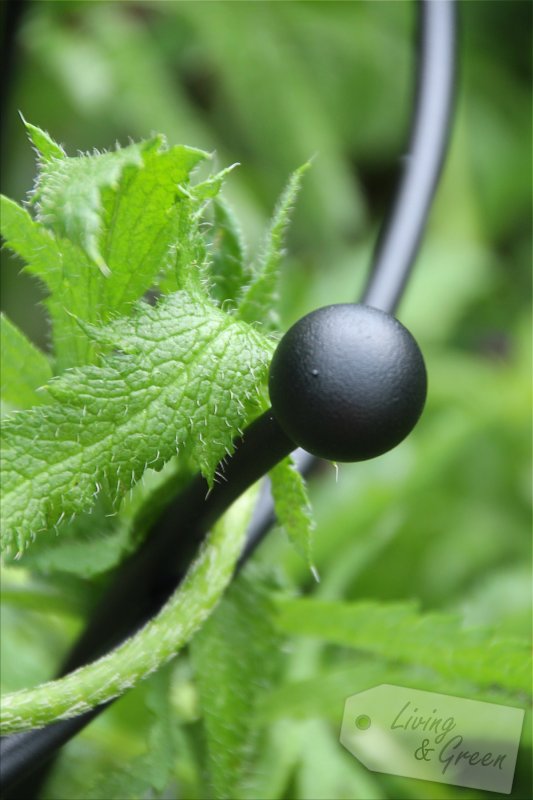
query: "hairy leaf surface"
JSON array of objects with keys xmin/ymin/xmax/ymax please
[
  {"xmin": 270, "ymin": 456, "xmax": 315, "ymax": 569},
  {"xmin": 1, "ymin": 126, "xmax": 209, "ymax": 370},
  {"xmin": 0, "ymin": 314, "xmax": 52, "ymax": 412},
  {"xmin": 191, "ymin": 573, "xmax": 281, "ymax": 800},
  {"xmin": 237, "ymin": 163, "xmax": 309, "ymax": 330},
  {"xmin": 1, "ymin": 291, "xmax": 273, "ymax": 554}
]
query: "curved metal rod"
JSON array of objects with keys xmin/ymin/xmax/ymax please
[
  {"xmin": 0, "ymin": 1, "xmax": 457, "ymax": 794},
  {"xmin": 363, "ymin": 0, "xmax": 457, "ymax": 314}
]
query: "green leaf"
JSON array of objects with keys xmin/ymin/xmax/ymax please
[
  {"xmin": 192, "ymin": 162, "xmax": 240, "ymax": 202},
  {"xmin": 274, "ymin": 598, "xmax": 532, "ymax": 695},
  {"xmin": 270, "ymin": 456, "xmax": 315, "ymax": 571},
  {"xmin": 1, "ymin": 130, "xmax": 210, "ymax": 370},
  {"xmin": 1, "ymin": 195, "xmax": 95, "ymax": 369},
  {"xmin": 209, "ymin": 197, "xmax": 250, "ymax": 307},
  {"xmin": 81, "ymin": 665, "xmax": 179, "ymax": 800},
  {"xmin": 243, "ymin": 718, "xmax": 306, "ymax": 800},
  {"xmin": 296, "ymin": 718, "xmax": 384, "ymax": 800},
  {"xmin": 191, "ymin": 572, "xmax": 282, "ymax": 800},
  {"xmin": 29, "ymin": 130, "xmax": 147, "ymax": 273},
  {"xmin": 22, "ymin": 115, "xmax": 66, "ymax": 161},
  {"xmin": 11, "ymin": 458, "xmax": 188, "ymax": 579},
  {"xmin": 0, "ymin": 579, "xmax": 88, "ymax": 618},
  {"xmin": 0, "ymin": 314, "xmax": 52, "ymax": 411},
  {"xmin": 171, "ymin": 165, "xmax": 242, "ymax": 296},
  {"xmin": 237, "ymin": 162, "xmax": 310, "ymax": 329},
  {"xmin": 97, "ymin": 139, "xmax": 209, "ymax": 296},
  {"xmin": 0, "ymin": 290, "xmax": 273, "ymax": 555},
  {"xmin": 0, "ymin": 604, "xmax": 72, "ymax": 695},
  {"xmin": 258, "ymin": 660, "xmax": 527, "ymax": 726}
]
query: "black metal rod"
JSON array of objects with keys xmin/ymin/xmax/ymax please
[
  {"xmin": 0, "ymin": 1, "xmax": 457, "ymax": 794},
  {"xmin": 363, "ymin": 0, "xmax": 456, "ymax": 315}
]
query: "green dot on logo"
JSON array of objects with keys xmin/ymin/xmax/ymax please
[{"xmin": 355, "ymin": 714, "xmax": 371, "ymax": 730}]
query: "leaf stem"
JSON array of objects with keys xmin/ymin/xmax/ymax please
[{"xmin": 0, "ymin": 495, "xmax": 250, "ymax": 735}]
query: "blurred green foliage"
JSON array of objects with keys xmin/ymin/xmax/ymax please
[{"xmin": 0, "ymin": 1, "xmax": 531, "ymax": 799}]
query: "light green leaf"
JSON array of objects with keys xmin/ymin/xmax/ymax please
[
  {"xmin": 0, "ymin": 580, "xmax": 87, "ymax": 618},
  {"xmin": 82, "ymin": 665, "xmax": 179, "ymax": 800},
  {"xmin": 22, "ymin": 115, "xmax": 66, "ymax": 161},
  {"xmin": 172, "ymin": 194, "xmax": 209, "ymax": 294},
  {"xmin": 296, "ymin": 718, "xmax": 384, "ymax": 800},
  {"xmin": 237, "ymin": 162, "xmax": 310, "ymax": 329},
  {"xmin": 192, "ymin": 162, "xmax": 240, "ymax": 202},
  {"xmin": 209, "ymin": 197, "xmax": 250, "ymax": 307},
  {"xmin": 243, "ymin": 718, "xmax": 306, "ymax": 800},
  {"xmin": 1, "ymin": 131, "xmax": 210, "ymax": 370},
  {"xmin": 275, "ymin": 598, "xmax": 532, "ymax": 694},
  {"xmin": 11, "ymin": 458, "xmax": 188, "ymax": 578},
  {"xmin": 191, "ymin": 571, "xmax": 281, "ymax": 800},
  {"xmin": 97, "ymin": 139, "xmax": 209, "ymax": 297},
  {"xmin": 30, "ymin": 132, "xmax": 149, "ymax": 272},
  {"xmin": 1, "ymin": 195, "xmax": 98, "ymax": 369},
  {"xmin": 258, "ymin": 661, "xmax": 528, "ymax": 726},
  {"xmin": 0, "ymin": 603, "xmax": 72, "ymax": 695},
  {"xmin": 0, "ymin": 314, "xmax": 52, "ymax": 411},
  {"xmin": 172, "ymin": 165, "xmax": 241, "ymax": 295},
  {"xmin": 270, "ymin": 456, "xmax": 315, "ymax": 571},
  {"xmin": 1, "ymin": 290, "xmax": 274, "ymax": 554}
]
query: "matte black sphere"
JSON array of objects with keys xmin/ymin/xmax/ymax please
[{"xmin": 268, "ymin": 303, "xmax": 427, "ymax": 462}]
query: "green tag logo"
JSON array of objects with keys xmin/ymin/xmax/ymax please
[{"xmin": 340, "ymin": 684, "xmax": 524, "ymax": 794}]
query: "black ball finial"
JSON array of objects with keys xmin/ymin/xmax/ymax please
[{"xmin": 268, "ymin": 303, "xmax": 427, "ymax": 462}]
